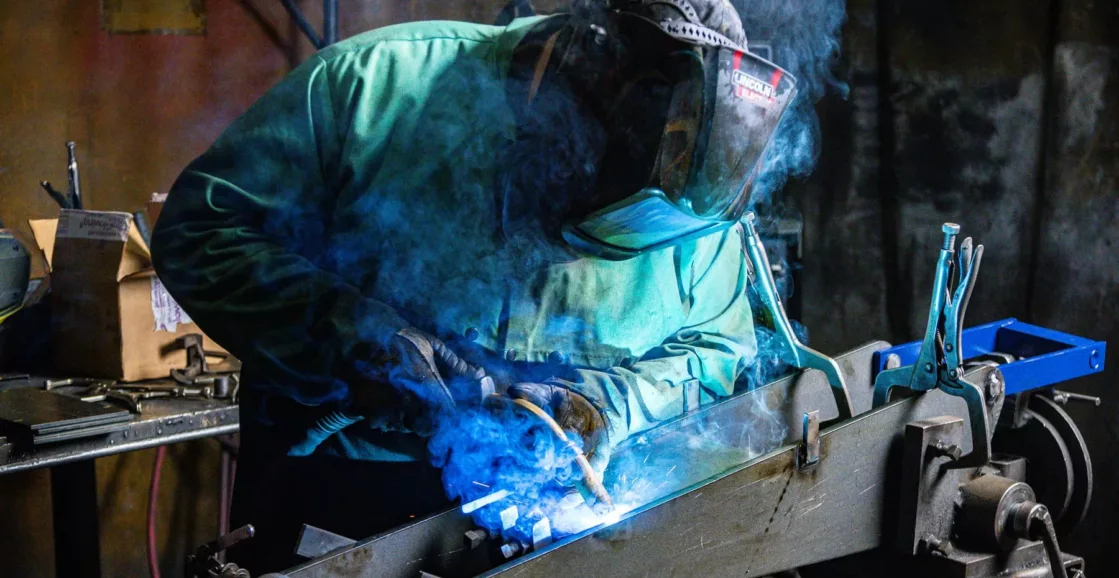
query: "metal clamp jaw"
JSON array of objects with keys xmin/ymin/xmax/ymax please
[
  {"xmin": 742, "ymin": 213, "xmax": 854, "ymax": 421},
  {"xmin": 873, "ymin": 223, "xmax": 992, "ymax": 467}
]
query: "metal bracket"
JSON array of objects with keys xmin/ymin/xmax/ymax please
[
  {"xmin": 796, "ymin": 411, "xmax": 820, "ymax": 472},
  {"xmin": 295, "ymin": 524, "xmax": 357, "ymax": 559},
  {"xmin": 897, "ymin": 416, "xmax": 967, "ymax": 555}
]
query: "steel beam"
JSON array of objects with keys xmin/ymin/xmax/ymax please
[{"xmin": 282, "ymin": 342, "xmax": 891, "ymax": 578}]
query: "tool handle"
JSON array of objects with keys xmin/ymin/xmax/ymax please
[
  {"xmin": 509, "ymin": 397, "xmax": 614, "ymax": 508},
  {"xmin": 66, "ymin": 141, "xmax": 83, "ymax": 209}
]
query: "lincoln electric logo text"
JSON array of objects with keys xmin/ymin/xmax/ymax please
[{"xmin": 732, "ymin": 70, "xmax": 776, "ymax": 104}]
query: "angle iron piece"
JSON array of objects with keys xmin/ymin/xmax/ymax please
[{"xmin": 796, "ymin": 411, "xmax": 820, "ymax": 472}]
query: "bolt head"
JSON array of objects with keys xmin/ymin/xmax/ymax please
[
  {"xmin": 986, "ymin": 372, "xmax": 1004, "ymax": 400},
  {"xmin": 943, "ymin": 223, "xmax": 961, "ymax": 235},
  {"xmin": 945, "ymin": 343, "xmax": 953, "ymax": 352},
  {"xmin": 948, "ymin": 369, "xmax": 959, "ymax": 380},
  {"xmin": 925, "ymin": 362, "xmax": 935, "ymax": 372}
]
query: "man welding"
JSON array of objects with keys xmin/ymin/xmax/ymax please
[{"xmin": 152, "ymin": 0, "xmax": 797, "ymax": 571}]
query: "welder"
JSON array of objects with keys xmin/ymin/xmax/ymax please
[{"xmin": 151, "ymin": 0, "xmax": 796, "ymax": 571}]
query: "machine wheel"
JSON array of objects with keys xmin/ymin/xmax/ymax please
[
  {"xmin": 992, "ymin": 393, "xmax": 1093, "ymax": 537},
  {"xmin": 1029, "ymin": 394, "xmax": 1093, "ymax": 537},
  {"xmin": 991, "ymin": 407, "xmax": 1074, "ymax": 525}
]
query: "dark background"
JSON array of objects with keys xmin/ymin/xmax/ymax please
[
  {"xmin": 0, "ymin": 1, "xmax": 1115, "ymax": 576},
  {"xmin": 790, "ymin": 0, "xmax": 1119, "ymax": 572}
]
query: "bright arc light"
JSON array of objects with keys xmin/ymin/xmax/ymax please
[{"xmin": 461, "ymin": 489, "xmax": 511, "ymax": 514}]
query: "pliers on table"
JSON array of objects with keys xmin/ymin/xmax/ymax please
[
  {"xmin": 742, "ymin": 213, "xmax": 854, "ymax": 420},
  {"xmin": 872, "ymin": 223, "xmax": 991, "ymax": 467}
]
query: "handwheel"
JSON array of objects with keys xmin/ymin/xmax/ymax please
[
  {"xmin": 992, "ymin": 408, "xmax": 1075, "ymax": 523},
  {"xmin": 1030, "ymin": 394, "xmax": 1093, "ymax": 537}
]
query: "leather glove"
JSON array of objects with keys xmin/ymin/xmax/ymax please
[
  {"xmin": 351, "ymin": 328, "xmax": 486, "ymax": 435},
  {"xmin": 508, "ymin": 382, "xmax": 611, "ymax": 479}
]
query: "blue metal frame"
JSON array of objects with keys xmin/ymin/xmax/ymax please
[{"xmin": 872, "ymin": 318, "xmax": 1107, "ymax": 395}]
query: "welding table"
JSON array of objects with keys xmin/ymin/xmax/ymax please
[{"xmin": 0, "ymin": 377, "xmax": 239, "ymax": 578}]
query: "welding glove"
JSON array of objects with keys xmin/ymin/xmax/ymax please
[
  {"xmin": 350, "ymin": 328, "xmax": 486, "ymax": 436},
  {"xmin": 508, "ymin": 381, "xmax": 611, "ymax": 480}
]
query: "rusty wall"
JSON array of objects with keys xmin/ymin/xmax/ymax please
[{"xmin": 0, "ymin": 1, "xmax": 509, "ymax": 577}]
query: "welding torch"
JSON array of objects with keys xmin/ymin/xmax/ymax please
[
  {"xmin": 483, "ymin": 393, "xmax": 615, "ymax": 511},
  {"xmin": 289, "ymin": 339, "xmax": 495, "ymax": 457}
]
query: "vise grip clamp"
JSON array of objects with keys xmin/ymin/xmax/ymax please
[
  {"xmin": 873, "ymin": 223, "xmax": 993, "ymax": 468},
  {"xmin": 742, "ymin": 213, "xmax": 853, "ymax": 421}
]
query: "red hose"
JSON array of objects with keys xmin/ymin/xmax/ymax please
[{"xmin": 148, "ymin": 445, "xmax": 167, "ymax": 578}]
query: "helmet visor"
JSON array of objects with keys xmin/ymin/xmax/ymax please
[{"xmin": 567, "ymin": 41, "xmax": 797, "ymax": 258}]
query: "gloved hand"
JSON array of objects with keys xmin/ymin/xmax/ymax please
[
  {"xmin": 507, "ymin": 382, "xmax": 611, "ymax": 479},
  {"xmin": 350, "ymin": 327, "xmax": 486, "ymax": 435}
]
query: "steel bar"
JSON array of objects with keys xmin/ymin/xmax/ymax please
[
  {"xmin": 283, "ymin": 342, "xmax": 889, "ymax": 578},
  {"xmin": 483, "ymin": 386, "xmax": 977, "ymax": 577}
]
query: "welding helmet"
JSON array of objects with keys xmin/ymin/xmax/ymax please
[{"xmin": 519, "ymin": 1, "xmax": 798, "ymax": 260}]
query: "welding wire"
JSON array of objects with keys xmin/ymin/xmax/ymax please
[
  {"xmin": 509, "ymin": 398, "xmax": 614, "ymax": 508},
  {"xmin": 461, "ymin": 489, "xmax": 511, "ymax": 514}
]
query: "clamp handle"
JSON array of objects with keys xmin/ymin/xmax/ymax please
[
  {"xmin": 871, "ymin": 222, "xmax": 993, "ymax": 467},
  {"xmin": 936, "ymin": 374, "xmax": 992, "ymax": 468},
  {"xmin": 743, "ymin": 213, "xmax": 853, "ymax": 420}
]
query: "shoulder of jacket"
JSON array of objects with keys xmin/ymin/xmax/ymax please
[{"xmin": 312, "ymin": 16, "xmax": 556, "ymax": 64}]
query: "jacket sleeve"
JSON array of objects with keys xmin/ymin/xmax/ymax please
[
  {"xmin": 151, "ymin": 55, "xmax": 408, "ymax": 403},
  {"xmin": 549, "ymin": 225, "xmax": 757, "ymax": 445}
]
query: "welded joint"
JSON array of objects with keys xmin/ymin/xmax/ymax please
[{"xmin": 796, "ymin": 411, "xmax": 820, "ymax": 472}]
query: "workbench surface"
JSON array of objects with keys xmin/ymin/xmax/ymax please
[{"xmin": 0, "ymin": 378, "xmax": 239, "ymax": 475}]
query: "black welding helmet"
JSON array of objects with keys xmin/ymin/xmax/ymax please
[{"xmin": 518, "ymin": 2, "xmax": 798, "ymax": 260}]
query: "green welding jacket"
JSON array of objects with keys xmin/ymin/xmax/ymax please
[{"xmin": 151, "ymin": 16, "xmax": 758, "ymax": 462}]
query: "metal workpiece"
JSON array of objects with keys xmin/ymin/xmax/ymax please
[
  {"xmin": 279, "ymin": 328, "xmax": 1095, "ymax": 578},
  {"xmin": 284, "ymin": 343, "xmax": 1001, "ymax": 578},
  {"xmin": 294, "ymin": 525, "xmax": 357, "ymax": 560},
  {"xmin": 741, "ymin": 212, "xmax": 854, "ymax": 421},
  {"xmin": 281, "ymin": 342, "xmax": 886, "ymax": 578},
  {"xmin": 482, "ymin": 389, "xmax": 980, "ymax": 577},
  {"xmin": 795, "ymin": 410, "xmax": 820, "ymax": 471}
]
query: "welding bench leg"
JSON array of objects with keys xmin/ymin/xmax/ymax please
[{"xmin": 50, "ymin": 460, "xmax": 101, "ymax": 578}]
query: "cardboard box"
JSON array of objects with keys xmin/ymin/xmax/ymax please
[{"xmin": 30, "ymin": 209, "xmax": 226, "ymax": 381}]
